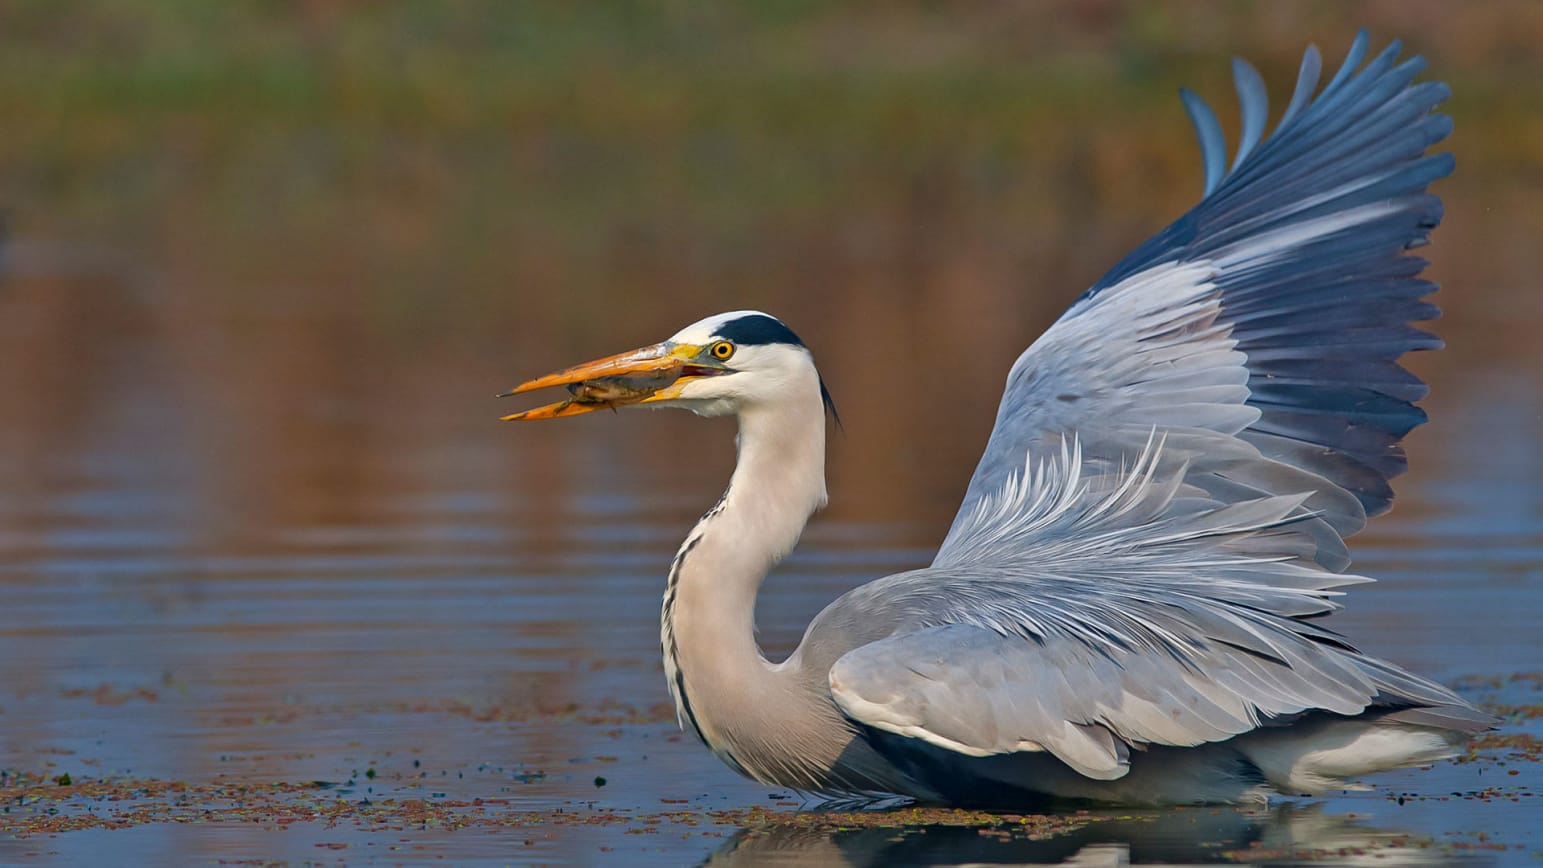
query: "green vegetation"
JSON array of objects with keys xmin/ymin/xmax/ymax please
[{"xmin": 0, "ymin": 2, "xmax": 1537, "ymax": 338}]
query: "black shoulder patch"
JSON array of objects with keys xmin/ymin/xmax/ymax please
[{"xmin": 713, "ymin": 314, "xmax": 806, "ymax": 348}]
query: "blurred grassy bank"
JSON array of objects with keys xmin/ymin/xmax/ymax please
[
  {"xmin": 0, "ymin": 1, "xmax": 1538, "ymax": 343},
  {"xmin": 0, "ymin": 1, "xmax": 1539, "ymax": 533}
]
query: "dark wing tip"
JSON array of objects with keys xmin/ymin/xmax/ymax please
[
  {"xmin": 1180, "ymin": 87, "xmax": 1227, "ymax": 197},
  {"xmin": 1086, "ymin": 33, "xmax": 1453, "ymax": 530}
]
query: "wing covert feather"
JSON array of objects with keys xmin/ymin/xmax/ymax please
[
  {"xmin": 841, "ymin": 34, "xmax": 1485, "ymax": 779},
  {"xmin": 827, "ymin": 581, "xmax": 1477, "ymax": 780}
]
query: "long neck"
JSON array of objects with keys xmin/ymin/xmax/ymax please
[{"xmin": 660, "ymin": 384, "xmax": 832, "ymax": 783}]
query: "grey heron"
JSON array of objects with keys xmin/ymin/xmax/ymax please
[{"xmin": 501, "ymin": 32, "xmax": 1493, "ymax": 806}]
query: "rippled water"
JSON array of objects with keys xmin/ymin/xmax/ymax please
[
  {"xmin": 2, "ymin": 6, "xmax": 1542, "ymax": 864},
  {"xmin": 0, "ymin": 272, "xmax": 1538, "ymax": 865}
]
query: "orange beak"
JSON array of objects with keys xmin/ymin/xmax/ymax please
[{"xmin": 499, "ymin": 342, "xmax": 718, "ymax": 421}]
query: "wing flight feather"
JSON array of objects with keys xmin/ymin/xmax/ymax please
[
  {"xmin": 942, "ymin": 30, "xmax": 1449, "ymax": 562},
  {"xmin": 829, "ymin": 33, "xmax": 1482, "ymax": 778}
]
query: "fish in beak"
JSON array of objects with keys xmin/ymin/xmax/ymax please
[{"xmin": 500, "ymin": 342, "xmax": 728, "ymax": 421}]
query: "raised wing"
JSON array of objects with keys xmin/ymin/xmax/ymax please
[
  {"xmin": 938, "ymin": 31, "xmax": 1450, "ymax": 564},
  {"xmin": 827, "ymin": 34, "xmax": 1480, "ymax": 781}
]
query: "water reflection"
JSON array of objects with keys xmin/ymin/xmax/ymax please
[{"xmin": 708, "ymin": 804, "xmax": 1497, "ymax": 867}]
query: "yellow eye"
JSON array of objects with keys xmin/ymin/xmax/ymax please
[{"xmin": 710, "ymin": 341, "xmax": 735, "ymax": 360}]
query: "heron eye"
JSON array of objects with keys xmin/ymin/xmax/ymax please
[{"xmin": 710, "ymin": 341, "xmax": 735, "ymax": 360}]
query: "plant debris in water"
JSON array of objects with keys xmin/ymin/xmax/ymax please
[{"xmin": 0, "ymin": 674, "xmax": 1535, "ymax": 861}]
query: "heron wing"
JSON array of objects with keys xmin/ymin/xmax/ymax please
[
  {"xmin": 828, "ymin": 615, "xmax": 1482, "ymax": 780},
  {"xmin": 824, "ymin": 438, "xmax": 1484, "ymax": 777},
  {"xmin": 937, "ymin": 31, "xmax": 1450, "ymax": 572},
  {"xmin": 832, "ymin": 34, "xmax": 1478, "ymax": 776}
]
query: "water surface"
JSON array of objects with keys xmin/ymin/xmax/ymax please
[{"xmin": 1, "ymin": 4, "xmax": 1541, "ymax": 865}]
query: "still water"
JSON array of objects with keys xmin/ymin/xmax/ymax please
[
  {"xmin": 0, "ymin": 268, "xmax": 1538, "ymax": 865},
  {"xmin": 1, "ymin": 5, "xmax": 1542, "ymax": 865}
]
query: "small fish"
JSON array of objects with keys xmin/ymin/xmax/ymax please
[
  {"xmin": 499, "ymin": 363, "xmax": 685, "ymax": 421},
  {"xmin": 566, "ymin": 371, "xmax": 682, "ymax": 405}
]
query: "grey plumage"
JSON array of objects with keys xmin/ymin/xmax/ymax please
[
  {"xmin": 508, "ymin": 32, "xmax": 1493, "ymax": 806},
  {"xmin": 812, "ymin": 32, "xmax": 1488, "ymax": 803}
]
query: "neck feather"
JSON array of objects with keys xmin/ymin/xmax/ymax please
[{"xmin": 659, "ymin": 376, "xmax": 831, "ymax": 783}]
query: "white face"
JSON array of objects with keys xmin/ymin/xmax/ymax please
[{"xmin": 658, "ymin": 311, "xmax": 821, "ymax": 418}]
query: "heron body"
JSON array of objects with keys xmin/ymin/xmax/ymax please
[{"xmin": 503, "ymin": 33, "xmax": 1492, "ymax": 806}]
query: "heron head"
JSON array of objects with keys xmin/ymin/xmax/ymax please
[{"xmin": 501, "ymin": 311, "xmax": 838, "ymax": 423}]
